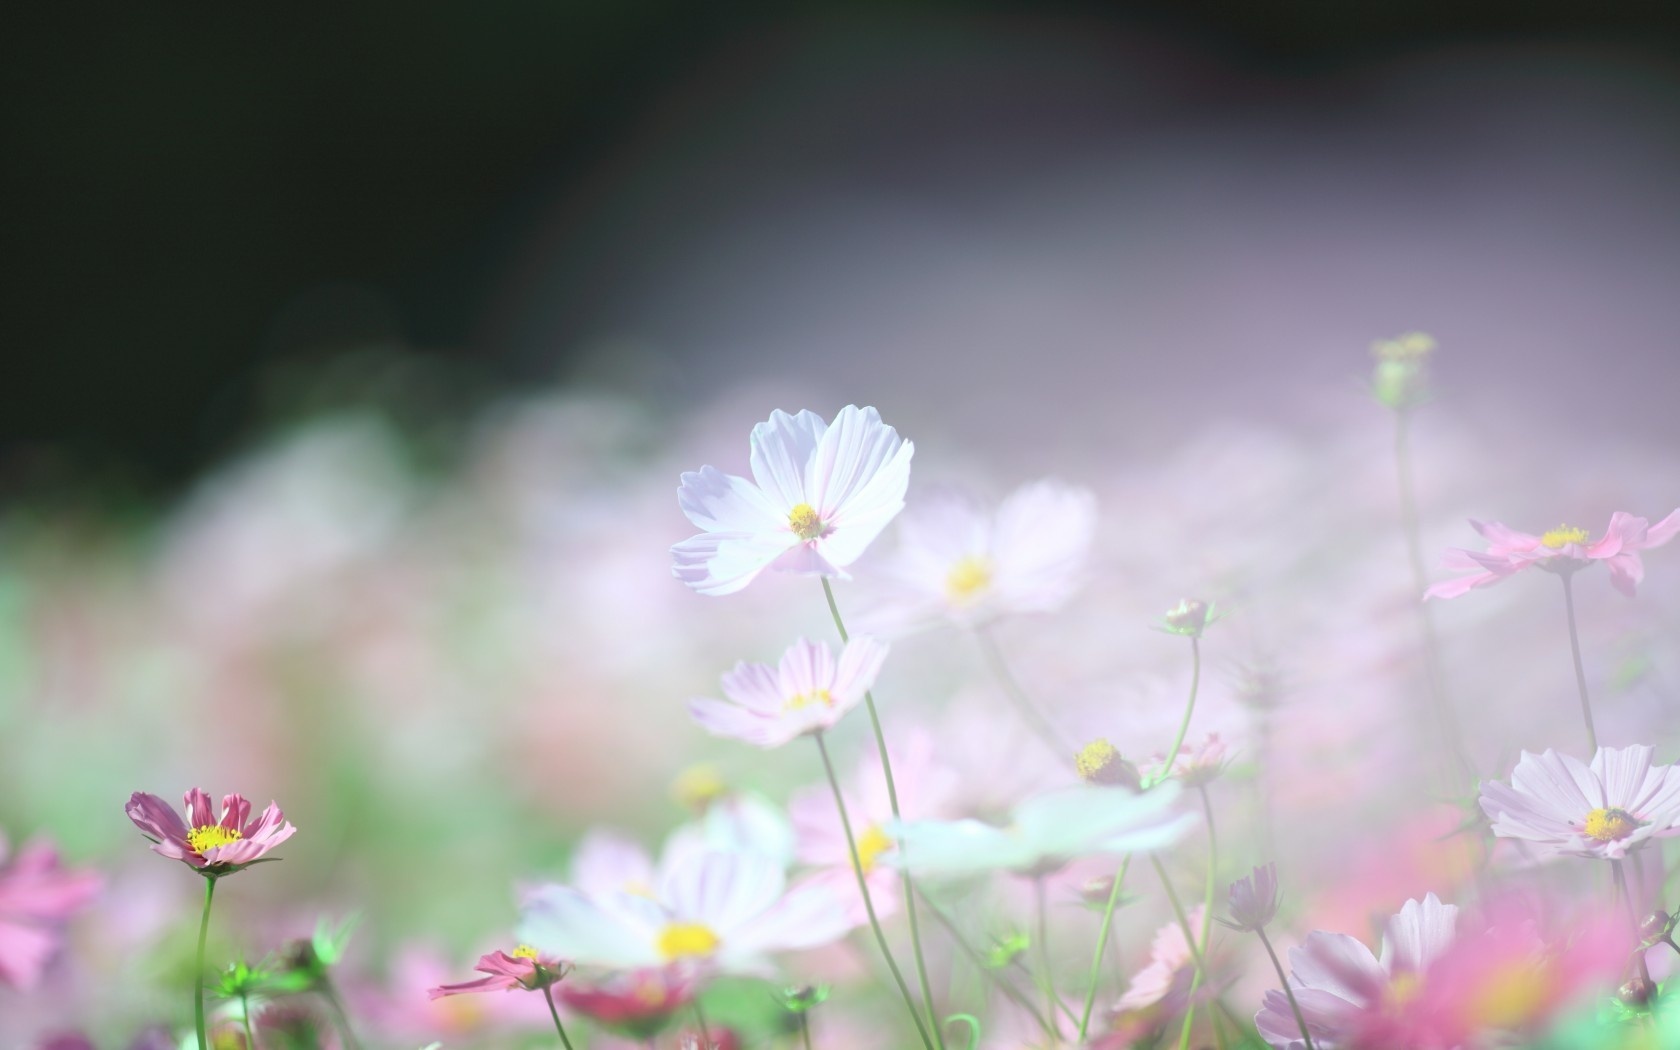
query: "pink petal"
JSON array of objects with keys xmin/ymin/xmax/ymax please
[
  {"xmin": 125, "ymin": 792, "xmax": 189, "ymax": 847},
  {"xmin": 1645, "ymin": 509, "xmax": 1680, "ymax": 548},
  {"xmin": 183, "ymin": 789, "xmax": 215, "ymax": 829},
  {"xmin": 1605, "ymin": 552, "xmax": 1644, "ymax": 597},
  {"xmin": 427, "ymin": 972, "xmax": 517, "ymax": 998},
  {"xmin": 218, "ymin": 794, "xmax": 251, "ymax": 832}
]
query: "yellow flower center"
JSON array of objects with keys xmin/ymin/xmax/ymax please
[
  {"xmin": 1075, "ymin": 738, "xmax": 1122, "ymax": 783},
  {"xmin": 1583, "ymin": 807, "xmax": 1639, "ymax": 842},
  {"xmin": 944, "ymin": 555, "xmax": 994, "ymax": 604},
  {"xmin": 784, "ymin": 688, "xmax": 833, "ymax": 712},
  {"xmin": 788, "ymin": 503, "xmax": 825, "ymax": 540},
  {"xmin": 856, "ymin": 825, "xmax": 895, "ymax": 874},
  {"xmin": 1541, "ymin": 525, "xmax": 1591, "ymax": 549},
  {"xmin": 511, "ymin": 944, "xmax": 539, "ymax": 960},
  {"xmin": 671, "ymin": 764, "xmax": 728, "ymax": 812},
  {"xmin": 186, "ymin": 824, "xmax": 243, "ymax": 855},
  {"xmin": 1385, "ymin": 971, "xmax": 1424, "ymax": 1010},
  {"xmin": 1465, "ymin": 961, "xmax": 1548, "ymax": 1028},
  {"xmin": 657, "ymin": 922, "xmax": 721, "ymax": 962}
]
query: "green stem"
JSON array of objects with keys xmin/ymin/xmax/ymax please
[
  {"xmin": 241, "ymin": 989, "xmax": 255, "ymax": 1050},
  {"xmin": 1256, "ymin": 926, "xmax": 1315, "ymax": 1050},
  {"xmin": 1150, "ymin": 859, "xmax": 1211, "ymax": 982},
  {"xmin": 1395, "ymin": 408, "xmax": 1473, "ymax": 786},
  {"xmin": 1034, "ymin": 876, "xmax": 1060, "ymax": 1045},
  {"xmin": 800, "ymin": 1015, "xmax": 815, "ymax": 1050},
  {"xmin": 813, "ymin": 732, "xmax": 935, "ymax": 1050},
  {"xmin": 693, "ymin": 1000, "xmax": 713, "ymax": 1048},
  {"xmin": 1176, "ymin": 788, "xmax": 1225, "ymax": 1050},
  {"xmin": 194, "ymin": 875, "xmax": 217, "ymax": 1050},
  {"xmin": 975, "ymin": 626, "xmax": 1071, "ymax": 758},
  {"xmin": 916, "ymin": 888, "xmax": 1057, "ymax": 1038},
  {"xmin": 318, "ymin": 978, "xmax": 361, "ymax": 1050},
  {"xmin": 1152, "ymin": 638, "xmax": 1201, "ymax": 787},
  {"xmin": 1560, "ymin": 572, "xmax": 1599, "ymax": 754},
  {"xmin": 542, "ymin": 983, "xmax": 577, "ymax": 1050},
  {"xmin": 1077, "ymin": 856, "xmax": 1132, "ymax": 1040},
  {"xmin": 821, "ymin": 578, "xmax": 945, "ymax": 1050}
]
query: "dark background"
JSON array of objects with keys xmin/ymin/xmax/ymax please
[{"xmin": 6, "ymin": 1, "xmax": 1680, "ymax": 498}]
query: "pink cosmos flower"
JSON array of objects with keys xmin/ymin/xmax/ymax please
[
  {"xmin": 124, "ymin": 788, "xmax": 296, "ymax": 873},
  {"xmin": 871, "ymin": 479, "xmax": 1096, "ymax": 629},
  {"xmin": 787, "ymin": 731, "xmax": 960, "ymax": 920},
  {"xmin": 688, "ymin": 637, "xmax": 888, "ymax": 748},
  {"xmin": 1255, "ymin": 894, "xmax": 1459, "ymax": 1050},
  {"xmin": 0, "ymin": 831, "xmax": 101, "ymax": 989},
  {"xmin": 1258, "ymin": 894, "xmax": 1628, "ymax": 1049},
  {"xmin": 428, "ymin": 947, "xmax": 570, "ymax": 999},
  {"xmin": 1424, "ymin": 510, "xmax": 1680, "ymax": 599},
  {"xmin": 557, "ymin": 965, "xmax": 698, "ymax": 1040},
  {"xmin": 671, "ymin": 406, "xmax": 914, "ymax": 595},
  {"xmin": 1479, "ymin": 746, "xmax": 1680, "ymax": 861},
  {"xmin": 1115, "ymin": 905, "xmax": 1206, "ymax": 1014}
]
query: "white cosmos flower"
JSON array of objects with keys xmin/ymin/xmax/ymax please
[
  {"xmin": 877, "ymin": 479, "xmax": 1096, "ymax": 629},
  {"xmin": 519, "ymin": 849, "xmax": 851, "ymax": 976},
  {"xmin": 885, "ymin": 782, "xmax": 1195, "ymax": 878},
  {"xmin": 688, "ymin": 637, "xmax": 888, "ymax": 748},
  {"xmin": 671, "ymin": 406, "xmax": 914, "ymax": 596},
  {"xmin": 1479, "ymin": 745, "xmax": 1680, "ymax": 861}
]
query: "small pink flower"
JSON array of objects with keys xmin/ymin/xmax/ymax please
[
  {"xmin": 0, "ymin": 831, "xmax": 101, "ymax": 989},
  {"xmin": 124, "ymin": 788, "xmax": 296, "ymax": 874},
  {"xmin": 428, "ymin": 947, "xmax": 570, "ymax": 999},
  {"xmin": 688, "ymin": 637, "xmax": 888, "ymax": 748},
  {"xmin": 1424, "ymin": 510, "xmax": 1680, "ymax": 599},
  {"xmin": 1115, "ymin": 905, "xmax": 1205, "ymax": 1014},
  {"xmin": 556, "ymin": 965, "xmax": 699, "ymax": 1039}
]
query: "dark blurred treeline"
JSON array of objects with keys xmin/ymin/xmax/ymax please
[{"xmin": 4, "ymin": 0, "xmax": 1679, "ymax": 501}]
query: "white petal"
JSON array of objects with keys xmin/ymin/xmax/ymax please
[
  {"xmin": 671, "ymin": 532, "xmax": 797, "ymax": 596},
  {"xmin": 1378, "ymin": 893, "xmax": 1458, "ymax": 974},
  {"xmin": 659, "ymin": 850, "xmax": 786, "ymax": 935},
  {"xmin": 749, "ymin": 409, "xmax": 827, "ymax": 508},
  {"xmin": 677, "ymin": 466, "xmax": 782, "ymax": 534},
  {"xmin": 519, "ymin": 886, "xmax": 661, "ymax": 969}
]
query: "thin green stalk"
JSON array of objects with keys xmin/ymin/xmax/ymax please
[
  {"xmin": 693, "ymin": 1000, "xmax": 713, "ymax": 1048},
  {"xmin": 240, "ymin": 990, "xmax": 255, "ymax": 1050},
  {"xmin": 542, "ymin": 983, "xmax": 577, "ymax": 1050},
  {"xmin": 1077, "ymin": 855, "xmax": 1133, "ymax": 1040},
  {"xmin": 1153, "ymin": 638, "xmax": 1201, "ymax": 787},
  {"xmin": 318, "ymin": 979, "xmax": 362, "ymax": 1050},
  {"xmin": 814, "ymin": 732, "xmax": 935, "ymax": 1050},
  {"xmin": 821, "ymin": 578, "xmax": 945, "ymax": 1050},
  {"xmin": 1394, "ymin": 409, "xmax": 1473, "ymax": 786},
  {"xmin": 194, "ymin": 875, "xmax": 217, "ymax": 1050},
  {"xmin": 800, "ymin": 1016, "xmax": 815, "ymax": 1050},
  {"xmin": 1177, "ymin": 787, "xmax": 1225, "ymax": 1050},
  {"xmin": 1034, "ymin": 876, "xmax": 1061, "ymax": 1045},
  {"xmin": 916, "ymin": 888, "xmax": 1057, "ymax": 1038},
  {"xmin": 1150, "ymin": 859, "xmax": 1210, "ymax": 984},
  {"xmin": 975, "ymin": 626, "xmax": 1072, "ymax": 758},
  {"xmin": 1255, "ymin": 926, "xmax": 1314, "ymax": 1050},
  {"xmin": 1560, "ymin": 572, "xmax": 1599, "ymax": 753}
]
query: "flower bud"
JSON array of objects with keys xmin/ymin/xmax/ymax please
[
  {"xmin": 1219, "ymin": 862, "xmax": 1280, "ymax": 932},
  {"xmin": 1619, "ymin": 977, "xmax": 1657, "ymax": 1008}
]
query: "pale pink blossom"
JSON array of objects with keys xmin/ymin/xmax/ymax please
[
  {"xmin": 1479, "ymin": 746, "xmax": 1680, "ymax": 861},
  {"xmin": 0, "ymin": 831, "xmax": 100, "ymax": 989},
  {"xmin": 688, "ymin": 637, "xmax": 888, "ymax": 748},
  {"xmin": 671, "ymin": 406, "xmax": 914, "ymax": 595},
  {"xmin": 124, "ymin": 788, "xmax": 296, "ymax": 873},
  {"xmin": 872, "ymin": 479, "xmax": 1095, "ymax": 629},
  {"xmin": 1424, "ymin": 510, "xmax": 1680, "ymax": 599},
  {"xmin": 1256, "ymin": 894, "xmax": 1458, "ymax": 1050},
  {"xmin": 1115, "ymin": 905, "xmax": 1205, "ymax": 1013},
  {"xmin": 787, "ymin": 731, "xmax": 960, "ymax": 919}
]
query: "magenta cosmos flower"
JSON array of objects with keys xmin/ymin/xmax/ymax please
[
  {"xmin": 1479, "ymin": 746, "xmax": 1680, "ymax": 861},
  {"xmin": 671, "ymin": 406, "xmax": 914, "ymax": 595},
  {"xmin": 1424, "ymin": 510, "xmax": 1680, "ymax": 599},
  {"xmin": 0, "ymin": 830, "xmax": 101, "ymax": 989},
  {"xmin": 688, "ymin": 636, "xmax": 888, "ymax": 748},
  {"xmin": 125, "ymin": 788, "xmax": 296, "ymax": 873},
  {"xmin": 428, "ymin": 946, "xmax": 569, "ymax": 999}
]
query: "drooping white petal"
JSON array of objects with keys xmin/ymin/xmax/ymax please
[{"xmin": 671, "ymin": 532, "xmax": 797, "ymax": 596}]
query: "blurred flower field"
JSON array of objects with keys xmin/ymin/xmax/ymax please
[{"xmin": 4, "ymin": 337, "xmax": 1680, "ymax": 1049}]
